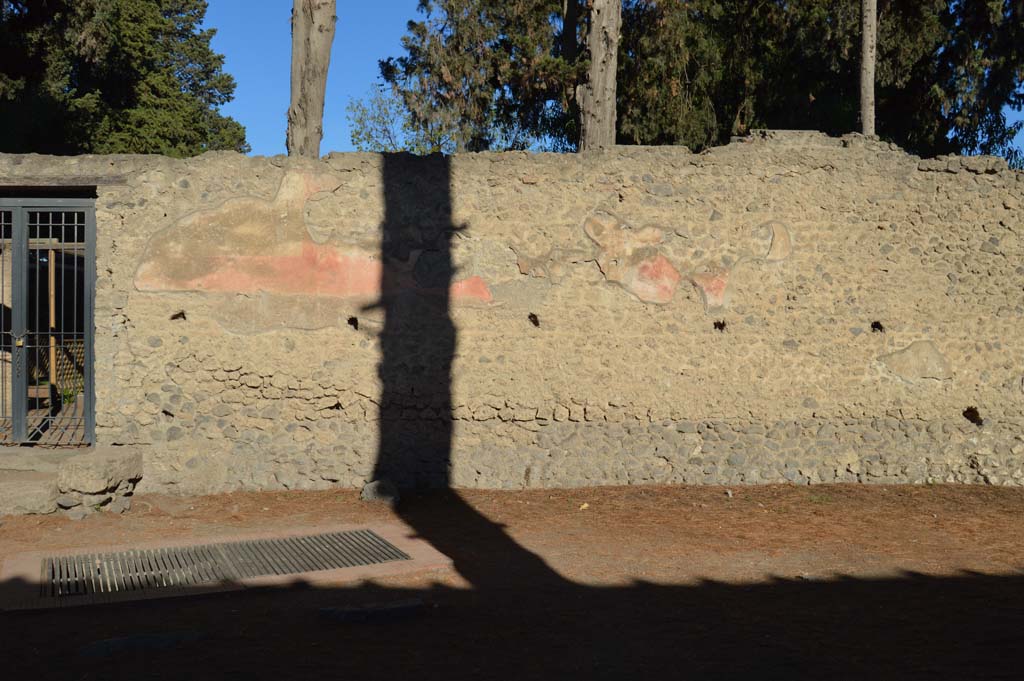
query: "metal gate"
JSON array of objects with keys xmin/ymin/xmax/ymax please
[{"xmin": 0, "ymin": 198, "xmax": 94, "ymax": 446}]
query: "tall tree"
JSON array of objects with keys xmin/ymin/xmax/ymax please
[
  {"xmin": 351, "ymin": 0, "xmax": 582, "ymax": 154},
  {"xmin": 286, "ymin": 0, "xmax": 336, "ymax": 158},
  {"xmin": 0, "ymin": 0, "xmax": 248, "ymax": 156},
  {"xmin": 932, "ymin": 0, "xmax": 1024, "ymax": 166},
  {"xmin": 861, "ymin": 0, "xmax": 877, "ymax": 135},
  {"xmin": 578, "ymin": 0, "xmax": 621, "ymax": 149},
  {"xmin": 352, "ymin": 0, "xmax": 1024, "ymax": 167},
  {"xmin": 616, "ymin": 0, "xmax": 720, "ymax": 150}
]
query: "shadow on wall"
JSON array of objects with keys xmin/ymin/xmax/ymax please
[
  {"xmin": 370, "ymin": 153, "xmax": 557, "ymax": 588},
  {"xmin": 372, "ymin": 152, "xmax": 459, "ymax": 490},
  {"xmin": 3, "ymin": 156, "xmax": 1024, "ymax": 680}
]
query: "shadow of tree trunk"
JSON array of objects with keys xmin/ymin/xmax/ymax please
[{"xmin": 372, "ymin": 153, "xmax": 562, "ymax": 589}]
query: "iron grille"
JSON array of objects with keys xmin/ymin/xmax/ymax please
[
  {"xmin": 41, "ymin": 530, "xmax": 411, "ymax": 599},
  {"xmin": 0, "ymin": 199, "xmax": 94, "ymax": 446}
]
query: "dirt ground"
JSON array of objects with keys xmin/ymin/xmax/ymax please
[{"xmin": 2, "ymin": 484, "xmax": 1023, "ymax": 680}]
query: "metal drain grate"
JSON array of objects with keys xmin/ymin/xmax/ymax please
[{"xmin": 40, "ymin": 530, "xmax": 410, "ymax": 599}]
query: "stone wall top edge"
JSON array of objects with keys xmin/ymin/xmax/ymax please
[{"xmin": 0, "ymin": 129, "xmax": 1019, "ymax": 178}]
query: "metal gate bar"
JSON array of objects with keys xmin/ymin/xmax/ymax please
[{"xmin": 0, "ymin": 209, "xmax": 11, "ymax": 442}]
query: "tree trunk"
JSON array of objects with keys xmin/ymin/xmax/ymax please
[
  {"xmin": 860, "ymin": 0, "xmax": 877, "ymax": 137},
  {"xmin": 561, "ymin": 0, "xmax": 579, "ymax": 64},
  {"xmin": 577, "ymin": 0, "xmax": 621, "ymax": 151},
  {"xmin": 287, "ymin": 0, "xmax": 336, "ymax": 158},
  {"xmin": 562, "ymin": 0, "xmax": 581, "ymax": 145}
]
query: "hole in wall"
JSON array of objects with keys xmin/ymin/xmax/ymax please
[
  {"xmin": 347, "ymin": 316, "xmax": 359, "ymax": 330},
  {"xmin": 962, "ymin": 406, "xmax": 984, "ymax": 427},
  {"xmin": 161, "ymin": 409, "xmax": 175, "ymax": 419},
  {"xmin": 170, "ymin": 310, "xmax": 187, "ymax": 321},
  {"xmin": 870, "ymin": 321, "xmax": 884, "ymax": 333},
  {"xmin": 713, "ymin": 320, "xmax": 726, "ymax": 332},
  {"xmin": 528, "ymin": 313, "xmax": 540, "ymax": 327}
]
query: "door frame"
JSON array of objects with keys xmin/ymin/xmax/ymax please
[{"xmin": 0, "ymin": 197, "xmax": 96, "ymax": 446}]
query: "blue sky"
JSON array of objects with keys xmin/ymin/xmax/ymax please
[
  {"xmin": 205, "ymin": 1, "xmax": 1023, "ymax": 158},
  {"xmin": 205, "ymin": 1, "xmax": 416, "ymax": 156}
]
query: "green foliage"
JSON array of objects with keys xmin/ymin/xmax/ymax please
[
  {"xmin": 350, "ymin": 0, "xmax": 584, "ymax": 153},
  {"xmin": 616, "ymin": 0, "xmax": 996, "ymax": 158},
  {"xmin": 0, "ymin": 0, "xmax": 248, "ymax": 156},
  {"xmin": 347, "ymin": 84, "xmax": 453, "ymax": 154},
  {"xmin": 352, "ymin": 0, "xmax": 1023, "ymax": 167},
  {"xmin": 617, "ymin": 0, "xmax": 722, "ymax": 149},
  {"xmin": 932, "ymin": 0, "xmax": 1024, "ymax": 167}
]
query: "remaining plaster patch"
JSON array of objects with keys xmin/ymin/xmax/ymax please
[
  {"xmin": 879, "ymin": 341, "xmax": 952, "ymax": 381},
  {"xmin": 761, "ymin": 221, "xmax": 792, "ymax": 262},
  {"xmin": 135, "ymin": 170, "xmax": 491, "ymax": 306},
  {"xmin": 689, "ymin": 267, "xmax": 731, "ymax": 311},
  {"xmin": 583, "ymin": 211, "xmax": 681, "ymax": 304}
]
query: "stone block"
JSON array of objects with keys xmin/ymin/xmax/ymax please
[
  {"xmin": 56, "ymin": 493, "xmax": 82, "ymax": 509},
  {"xmin": 360, "ymin": 479, "xmax": 400, "ymax": 506},
  {"xmin": 0, "ymin": 472, "xmax": 57, "ymax": 515},
  {"xmin": 57, "ymin": 449, "xmax": 143, "ymax": 495}
]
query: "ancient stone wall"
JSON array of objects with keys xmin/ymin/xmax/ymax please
[{"xmin": 1, "ymin": 130, "xmax": 1022, "ymax": 494}]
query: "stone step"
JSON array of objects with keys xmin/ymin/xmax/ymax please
[
  {"xmin": 0, "ymin": 447, "xmax": 143, "ymax": 517},
  {"xmin": 0, "ymin": 470, "xmax": 58, "ymax": 516},
  {"xmin": 0, "ymin": 449, "xmax": 83, "ymax": 474}
]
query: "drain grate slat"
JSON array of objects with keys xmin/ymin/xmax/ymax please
[
  {"xmin": 300, "ymin": 535, "xmax": 333, "ymax": 572},
  {"xmin": 123, "ymin": 552, "xmax": 136, "ymax": 590},
  {"xmin": 127, "ymin": 552, "xmax": 144, "ymax": 591},
  {"xmin": 282, "ymin": 538, "xmax": 311, "ymax": 573},
  {"xmin": 88, "ymin": 555, "xmax": 100, "ymax": 593},
  {"xmin": 155, "ymin": 550, "xmax": 174, "ymax": 588},
  {"xmin": 289, "ymin": 537, "xmax": 321, "ymax": 573},
  {"xmin": 42, "ymin": 530, "xmax": 410, "ymax": 600},
  {"xmin": 338, "ymin": 532, "xmax": 370, "ymax": 566},
  {"xmin": 260, "ymin": 539, "xmax": 293, "ymax": 575},
  {"xmin": 166, "ymin": 548, "xmax": 191, "ymax": 586},
  {"xmin": 138, "ymin": 552, "xmax": 153, "ymax": 590},
  {"xmin": 232, "ymin": 539, "xmax": 264, "ymax": 578},
  {"xmin": 360, "ymin": 529, "xmax": 407, "ymax": 562},
  {"xmin": 309, "ymin": 532, "xmax": 347, "ymax": 567},
  {"xmin": 278, "ymin": 538, "xmax": 306, "ymax": 573}
]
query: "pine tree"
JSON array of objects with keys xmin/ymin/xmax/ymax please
[
  {"xmin": 350, "ymin": 0, "xmax": 1024, "ymax": 166},
  {"xmin": 352, "ymin": 0, "xmax": 582, "ymax": 153},
  {"xmin": 0, "ymin": 0, "xmax": 248, "ymax": 156}
]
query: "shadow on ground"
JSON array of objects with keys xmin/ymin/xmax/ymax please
[
  {"xmin": 1, "ymin": 501, "xmax": 1023, "ymax": 680},
  {"xmin": 2, "ymin": 155, "xmax": 1023, "ymax": 679}
]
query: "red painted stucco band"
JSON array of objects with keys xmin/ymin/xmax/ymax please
[{"xmin": 141, "ymin": 241, "xmax": 492, "ymax": 303}]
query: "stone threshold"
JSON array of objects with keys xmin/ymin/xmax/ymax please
[{"xmin": 0, "ymin": 446, "xmax": 142, "ymax": 518}]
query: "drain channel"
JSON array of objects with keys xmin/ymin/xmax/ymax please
[{"xmin": 41, "ymin": 529, "xmax": 410, "ymax": 599}]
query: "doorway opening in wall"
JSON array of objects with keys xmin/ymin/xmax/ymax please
[{"xmin": 0, "ymin": 194, "xmax": 95, "ymax": 447}]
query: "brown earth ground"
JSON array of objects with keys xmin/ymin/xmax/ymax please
[{"xmin": 1, "ymin": 484, "xmax": 1023, "ymax": 680}]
